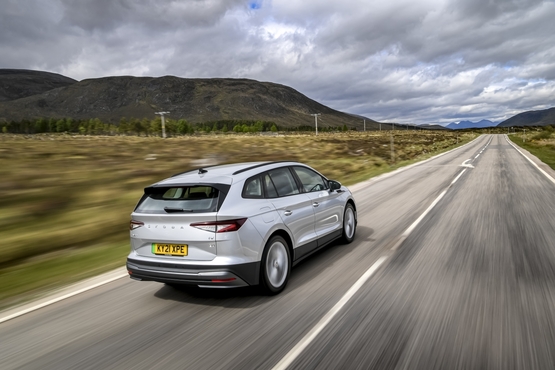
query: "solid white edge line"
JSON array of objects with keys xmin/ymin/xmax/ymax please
[
  {"xmin": 505, "ymin": 135, "xmax": 555, "ymax": 185},
  {"xmin": 0, "ymin": 270, "xmax": 128, "ymax": 324},
  {"xmin": 271, "ymin": 256, "xmax": 388, "ymax": 370}
]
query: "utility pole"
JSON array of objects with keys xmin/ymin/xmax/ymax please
[
  {"xmin": 155, "ymin": 111, "xmax": 170, "ymax": 139},
  {"xmin": 310, "ymin": 113, "xmax": 321, "ymax": 135},
  {"xmin": 390, "ymin": 132, "xmax": 395, "ymax": 163}
]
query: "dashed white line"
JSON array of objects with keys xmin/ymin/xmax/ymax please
[
  {"xmin": 273, "ymin": 163, "xmax": 470, "ymax": 369},
  {"xmin": 271, "ymin": 256, "xmax": 388, "ymax": 370},
  {"xmin": 451, "ymin": 168, "xmax": 467, "ymax": 184}
]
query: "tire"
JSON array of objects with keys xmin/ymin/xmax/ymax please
[
  {"xmin": 260, "ymin": 235, "xmax": 291, "ymax": 295},
  {"xmin": 341, "ymin": 203, "xmax": 357, "ymax": 243}
]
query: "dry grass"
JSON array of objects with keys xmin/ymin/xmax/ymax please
[{"xmin": 0, "ymin": 130, "xmax": 475, "ymax": 305}]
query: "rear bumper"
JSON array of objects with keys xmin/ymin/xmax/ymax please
[{"xmin": 126, "ymin": 258, "xmax": 260, "ymax": 288}]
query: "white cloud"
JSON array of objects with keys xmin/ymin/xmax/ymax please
[{"xmin": 1, "ymin": 0, "xmax": 554, "ymax": 125}]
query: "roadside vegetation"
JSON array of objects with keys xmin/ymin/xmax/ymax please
[
  {"xmin": 507, "ymin": 125, "xmax": 555, "ymax": 170},
  {"xmin": 0, "ymin": 130, "xmax": 475, "ymax": 307},
  {"xmin": 0, "ymin": 117, "xmax": 359, "ymax": 135}
]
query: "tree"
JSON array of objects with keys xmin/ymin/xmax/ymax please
[
  {"xmin": 56, "ymin": 119, "xmax": 66, "ymax": 133},
  {"xmin": 222, "ymin": 124, "xmax": 228, "ymax": 133},
  {"xmin": 119, "ymin": 117, "xmax": 129, "ymax": 135},
  {"xmin": 149, "ymin": 118, "xmax": 161, "ymax": 136},
  {"xmin": 35, "ymin": 118, "xmax": 47, "ymax": 133},
  {"xmin": 165, "ymin": 119, "xmax": 177, "ymax": 136},
  {"xmin": 177, "ymin": 119, "xmax": 189, "ymax": 135},
  {"xmin": 139, "ymin": 118, "xmax": 150, "ymax": 136},
  {"xmin": 91, "ymin": 118, "xmax": 104, "ymax": 135},
  {"xmin": 270, "ymin": 124, "xmax": 278, "ymax": 132}
]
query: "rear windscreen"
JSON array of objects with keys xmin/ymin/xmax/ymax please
[{"xmin": 135, "ymin": 185, "xmax": 222, "ymax": 214}]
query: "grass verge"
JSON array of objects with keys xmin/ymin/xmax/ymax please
[
  {"xmin": 0, "ymin": 131, "xmax": 476, "ymax": 307},
  {"xmin": 508, "ymin": 134, "xmax": 555, "ymax": 170},
  {"xmin": 0, "ymin": 243, "xmax": 128, "ymax": 310}
]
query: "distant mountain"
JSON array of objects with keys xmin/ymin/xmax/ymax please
[
  {"xmin": 0, "ymin": 69, "xmax": 76, "ymax": 102},
  {"xmin": 498, "ymin": 107, "xmax": 555, "ymax": 127},
  {"xmin": 419, "ymin": 124, "xmax": 449, "ymax": 130},
  {"xmin": 445, "ymin": 120, "xmax": 495, "ymax": 130},
  {"xmin": 0, "ymin": 70, "xmax": 380, "ymax": 129}
]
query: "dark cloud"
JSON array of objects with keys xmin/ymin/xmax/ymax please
[{"xmin": 1, "ymin": 0, "xmax": 554, "ymax": 125}]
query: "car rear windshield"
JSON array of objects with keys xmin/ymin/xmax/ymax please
[{"xmin": 135, "ymin": 185, "xmax": 223, "ymax": 214}]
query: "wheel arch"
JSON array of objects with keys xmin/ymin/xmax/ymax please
[{"xmin": 268, "ymin": 229, "xmax": 294, "ymax": 260}]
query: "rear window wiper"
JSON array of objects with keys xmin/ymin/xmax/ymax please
[{"xmin": 164, "ymin": 207, "xmax": 194, "ymax": 213}]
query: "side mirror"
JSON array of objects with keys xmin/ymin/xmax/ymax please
[{"xmin": 329, "ymin": 180, "xmax": 342, "ymax": 192}]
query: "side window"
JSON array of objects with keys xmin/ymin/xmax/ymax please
[
  {"xmin": 264, "ymin": 174, "xmax": 278, "ymax": 198},
  {"xmin": 292, "ymin": 166, "xmax": 328, "ymax": 192},
  {"xmin": 243, "ymin": 176, "xmax": 263, "ymax": 198},
  {"xmin": 267, "ymin": 168, "xmax": 300, "ymax": 197}
]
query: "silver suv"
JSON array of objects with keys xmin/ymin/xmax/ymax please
[{"xmin": 127, "ymin": 161, "xmax": 357, "ymax": 294}]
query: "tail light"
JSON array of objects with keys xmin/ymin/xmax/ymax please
[
  {"xmin": 190, "ymin": 218, "xmax": 247, "ymax": 233},
  {"xmin": 130, "ymin": 220, "xmax": 144, "ymax": 230}
]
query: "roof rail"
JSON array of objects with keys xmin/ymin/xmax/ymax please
[{"xmin": 231, "ymin": 161, "xmax": 296, "ymax": 175}]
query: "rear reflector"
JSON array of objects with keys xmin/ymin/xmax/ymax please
[
  {"xmin": 191, "ymin": 218, "xmax": 247, "ymax": 233},
  {"xmin": 212, "ymin": 278, "xmax": 236, "ymax": 283}
]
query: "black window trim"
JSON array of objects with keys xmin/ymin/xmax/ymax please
[
  {"xmin": 290, "ymin": 165, "xmax": 330, "ymax": 193},
  {"xmin": 242, "ymin": 166, "xmax": 310, "ymax": 199},
  {"xmin": 242, "ymin": 175, "xmax": 264, "ymax": 199},
  {"xmin": 136, "ymin": 183, "xmax": 231, "ymax": 212}
]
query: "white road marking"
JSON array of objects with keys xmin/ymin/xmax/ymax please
[
  {"xmin": 475, "ymin": 154, "xmax": 480, "ymax": 159},
  {"xmin": 0, "ymin": 268, "xmax": 128, "ymax": 324},
  {"xmin": 451, "ymin": 169, "xmax": 467, "ymax": 184},
  {"xmin": 391, "ymin": 168, "xmax": 466, "ymax": 249},
  {"xmin": 272, "ymin": 256, "xmax": 388, "ymax": 370},
  {"xmin": 505, "ymin": 135, "xmax": 555, "ymax": 185},
  {"xmin": 348, "ymin": 135, "xmax": 485, "ymax": 193},
  {"xmin": 274, "ymin": 164, "xmax": 470, "ymax": 369},
  {"xmin": 460, "ymin": 159, "xmax": 474, "ymax": 168}
]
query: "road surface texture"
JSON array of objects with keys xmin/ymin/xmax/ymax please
[{"xmin": 1, "ymin": 134, "xmax": 554, "ymax": 370}]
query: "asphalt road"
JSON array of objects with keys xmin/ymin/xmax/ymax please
[{"xmin": 2, "ymin": 134, "xmax": 555, "ymax": 370}]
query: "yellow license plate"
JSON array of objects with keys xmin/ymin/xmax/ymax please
[{"xmin": 152, "ymin": 243, "xmax": 188, "ymax": 256}]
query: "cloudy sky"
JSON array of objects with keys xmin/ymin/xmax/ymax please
[{"xmin": 1, "ymin": 0, "xmax": 555, "ymax": 125}]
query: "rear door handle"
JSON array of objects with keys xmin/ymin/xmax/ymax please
[
  {"xmin": 313, "ymin": 202, "xmax": 319, "ymax": 207},
  {"xmin": 284, "ymin": 210, "xmax": 292, "ymax": 216}
]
